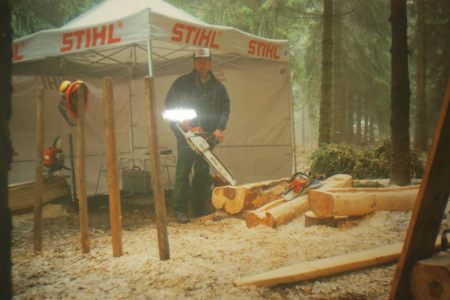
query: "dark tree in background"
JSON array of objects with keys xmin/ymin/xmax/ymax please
[
  {"xmin": 414, "ymin": 0, "xmax": 427, "ymax": 153},
  {"xmin": 331, "ymin": 0, "xmax": 345, "ymax": 144},
  {"xmin": 0, "ymin": 0, "xmax": 13, "ymax": 298},
  {"xmin": 318, "ymin": 0, "xmax": 333, "ymax": 145},
  {"xmin": 390, "ymin": 0, "xmax": 411, "ymax": 185}
]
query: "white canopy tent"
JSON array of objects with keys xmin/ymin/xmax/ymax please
[{"xmin": 10, "ymin": 0, "xmax": 294, "ymax": 194}]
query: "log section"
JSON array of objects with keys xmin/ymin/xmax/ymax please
[
  {"xmin": 411, "ymin": 251, "xmax": 450, "ymax": 300},
  {"xmin": 212, "ymin": 178, "xmax": 288, "ymax": 214},
  {"xmin": 263, "ymin": 174, "xmax": 353, "ymax": 228},
  {"xmin": 309, "ymin": 186, "xmax": 419, "ymax": 218}
]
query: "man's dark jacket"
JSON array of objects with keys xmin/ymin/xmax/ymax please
[{"xmin": 165, "ymin": 69, "xmax": 230, "ymax": 141}]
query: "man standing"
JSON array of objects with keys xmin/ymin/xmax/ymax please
[{"xmin": 165, "ymin": 48, "xmax": 230, "ymax": 223}]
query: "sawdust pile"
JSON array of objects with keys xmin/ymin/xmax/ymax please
[{"xmin": 12, "ymin": 199, "xmax": 412, "ymax": 300}]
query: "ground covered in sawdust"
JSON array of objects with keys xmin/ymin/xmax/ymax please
[{"xmin": 12, "ymin": 196, "xmax": 413, "ymax": 300}]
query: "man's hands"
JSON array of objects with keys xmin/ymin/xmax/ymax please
[
  {"xmin": 180, "ymin": 120, "xmax": 191, "ymax": 131},
  {"xmin": 180, "ymin": 122, "xmax": 224, "ymax": 144},
  {"xmin": 212, "ymin": 129, "xmax": 224, "ymax": 144}
]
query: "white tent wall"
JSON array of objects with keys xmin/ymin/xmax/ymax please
[{"xmin": 10, "ymin": 57, "xmax": 292, "ymax": 195}]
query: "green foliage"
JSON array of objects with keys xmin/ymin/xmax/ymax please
[
  {"xmin": 310, "ymin": 144, "xmax": 358, "ymax": 178},
  {"xmin": 310, "ymin": 141, "xmax": 424, "ymax": 179},
  {"xmin": 11, "ymin": 0, "xmax": 102, "ymax": 38}
]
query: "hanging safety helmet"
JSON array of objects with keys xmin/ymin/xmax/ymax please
[{"xmin": 59, "ymin": 80, "xmax": 72, "ymax": 93}]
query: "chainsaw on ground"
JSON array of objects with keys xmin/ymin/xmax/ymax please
[
  {"xmin": 43, "ymin": 136, "xmax": 70, "ymax": 179},
  {"xmin": 282, "ymin": 171, "xmax": 323, "ymax": 201},
  {"xmin": 175, "ymin": 123, "xmax": 237, "ymax": 186}
]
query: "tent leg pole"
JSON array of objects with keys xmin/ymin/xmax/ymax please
[
  {"xmin": 128, "ymin": 67, "xmax": 134, "ymax": 156},
  {"xmin": 147, "ymin": 39, "xmax": 154, "ymax": 77},
  {"xmin": 33, "ymin": 87, "xmax": 45, "ymax": 253}
]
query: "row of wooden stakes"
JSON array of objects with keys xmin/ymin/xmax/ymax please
[{"xmin": 211, "ymin": 174, "xmax": 419, "ymax": 227}]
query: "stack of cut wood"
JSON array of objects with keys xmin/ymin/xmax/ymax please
[{"xmin": 211, "ymin": 174, "xmax": 420, "ymax": 228}]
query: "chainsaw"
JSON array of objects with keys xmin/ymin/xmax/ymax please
[
  {"xmin": 282, "ymin": 171, "xmax": 322, "ymax": 201},
  {"xmin": 175, "ymin": 123, "xmax": 237, "ymax": 186},
  {"xmin": 43, "ymin": 136, "xmax": 70, "ymax": 178}
]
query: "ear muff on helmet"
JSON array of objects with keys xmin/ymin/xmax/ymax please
[
  {"xmin": 59, "ymin": 80, "xmax": 71, "ymax": 93},
  {"xmin": 65, "ymin": 81, "xmax": 88, "ymax": 118}
]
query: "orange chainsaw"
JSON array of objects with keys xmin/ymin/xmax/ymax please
[{"xmin": 282, "ymin": 171, "xmax": 322, "ymax": 201}]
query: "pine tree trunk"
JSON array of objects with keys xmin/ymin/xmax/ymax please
[
  {"xmin": 331, "ymin": 1, "xmax": 345, "ymax": 144},
  {"xmin": 390, "ymin": 0, "xmax": 412, "ymax": 185},
  {"xmin": 345, "ymin": 91, "xmax": 354, "ymax": 143},
  {"xmin": 369, "ymin": 114, "xmax": 375, "ymax": 144},
  {"xmin": 318, "ymin": 0, "xmax": 333, "ymax": 145},
  {"xmin": 0, "ymin": 0, "xmax": 13, "ymax": 298},
  {"xmin": 355, "ymin": 96, "xmax": 362, "ymax": 145},
  {"xmin": 414, "ymin": 0, "xmax": 427, "ymax": 153},
  {"xmin": 363, "ymin": 100, "xmax": 369, "ymax": 145}
]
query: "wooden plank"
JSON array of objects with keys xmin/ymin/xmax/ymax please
[
  {"xmin": 9, "ymin": 178, "xmax": 70, "ymax": 213},
  {"xmin": 389, "ymin": 79, "xmax": 450, "ymax": 299},
  {"xmin": 234, "ymin": 239, "xmax": 443, "ymax": 287},
  {"xmin": 102, "ymin": 77, "xmax": 123, "ymax": 257},
  {"xmin": 234, "ymin": 243, "xmax": 403, "ymax": 287},
  {"xmin": 33, "ymin": 87, "xmax": 45, "ymax": 252},
  {"xmin": 144, "ymin": 76, "xmax": 170, "ymax": 261},
  {"xmin": 76, "ymin": 84, "xmax": 89, "ymax": 254}
]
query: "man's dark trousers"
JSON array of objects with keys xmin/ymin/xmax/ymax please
[{"xmin": 173, "ymin": 142, "xmax": 211, "ymax": 216}]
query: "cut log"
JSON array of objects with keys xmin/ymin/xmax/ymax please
[
  {"xmin": 304, "ymin": 210, "xmax": 337, "ymax": 227},
  {"xmin": 212, "ymin": 178, "xmax": 288, "ymax": 214},
  {"xmin": 8, "ymin": 178, "xmax": 70, "ymax": 214},
  {"xmin": 309, "ymin": 185, "xmax": 419, "ymax": 218},
  {"xmin": 234, "ymin": 238, "xmax": 442, "ymax": 287},
  {"xmin": 262, "ymin": 174, "xmax": 353, "ymax": 228},
  {"xmin": 245, "ymin": 199, "xmax": 287, "ymax": 227},
  {"xmin": 411, "ymin": 251, "xmax": 450, "ymax": 300}
]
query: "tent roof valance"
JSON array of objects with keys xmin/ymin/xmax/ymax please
[{"xmin": 12, "ymin": 0, "xmax": 289, "ymax": 77}]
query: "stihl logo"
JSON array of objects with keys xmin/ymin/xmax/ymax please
[
  {"xmin": 13, "ymin": 43, "xmax": 24, "ymax": 61},
  {"xmin": 60, "ymin": 22, "xmax": 122, "ymax": 53},
  {"xmin": 248, "ymin": 40, "xmax": 280, "ymax": 59},
  {"xmin": 171, "ymin": 23, "xmax": 219, "ymax": 49}
]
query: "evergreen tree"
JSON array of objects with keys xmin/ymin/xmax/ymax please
[
  {"xmin": 390, "ymin": 0, "xmax": 411, "ymax": 185},
  {"xmin": 318, "ymin": 0, "xmax": 333, "ymax": 145}
]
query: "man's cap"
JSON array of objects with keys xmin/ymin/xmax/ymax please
[{"xmin": 193, "ymin": 48, "xmax": 211, "ymax": 59}]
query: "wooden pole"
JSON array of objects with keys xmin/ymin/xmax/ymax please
[
  {"xmin": 144, "ymin": 76, "xmax": 170, "ymax": 261},
  {"xmin": 76, "ymin": 84, "xmax": 89, "ymax": 254},
  {"xmin": 389, "ymin": 79, "xmax": 450, "ymax": 299},
  {"xmin": 33, "ymin": 87, "xmax": 45, "ymax": 252},
  {"xmin": 102, "ymin": 77, "xmax": 123, "ymax": 257}
]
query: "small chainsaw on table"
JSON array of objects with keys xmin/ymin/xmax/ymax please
[{"xmin": 282, "ymin": 171, "xmax": 322, "ymax": 201}]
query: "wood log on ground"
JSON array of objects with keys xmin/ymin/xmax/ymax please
[
  {"xmin": 8, "ymin": 178, "xmax": 70, "ymax": 213},
  {"xmin": 245, "ymin": 199, "xmax": 287, "ymax": 227},
  {"xmin": 234, "ymin": 238, "xmax": 442, "ymax": 287},
  {"xmin": 410, "ymin": 251, "xmax": 450, "ymax": 300},
  {"xmin": 309, "ymin": 185, "xmax": 419, "ymax": 218},
  {"xmin": 212, "ymin": 178, "xmax": 288, "ymax": 214},
  {"xmin": 304, "ymin": 210, "xmax": 338, "ymax": 227},
  {"xmin": 261, "ymin": 174, "xmax": 353, "ymax": 228}
]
